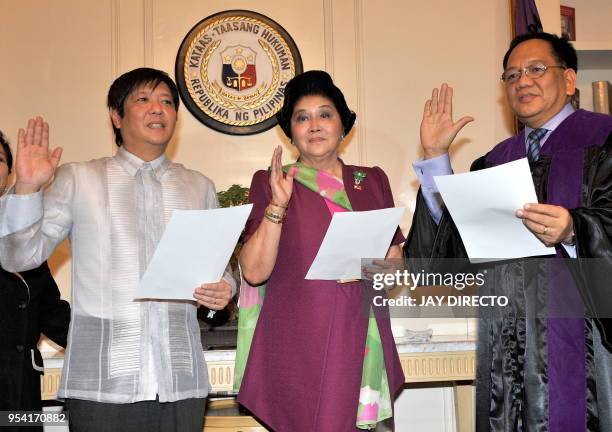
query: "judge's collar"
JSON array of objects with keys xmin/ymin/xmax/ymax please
[{"xmin": 523, "ymin": 103, "xmax": 575, "ymax": 141}]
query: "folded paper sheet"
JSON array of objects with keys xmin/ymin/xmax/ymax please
[
  {"xmin": 433, "ymin": 158, "xmax": 554, "ymax": 261},
  {"xmin": 305, "ymin": 207, "xmax": 405, "ymax": 280},
  {"xmin": 134, "ymin": 204, "xmax": 253, "ymax": 300}
]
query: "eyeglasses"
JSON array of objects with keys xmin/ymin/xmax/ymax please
[{"xmin": 501, "ymin": 63, "xmax": 567, "ymax": 84}]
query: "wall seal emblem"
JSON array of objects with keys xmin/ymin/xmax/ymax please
[{"xmin": 176, "ymin": 10, "xmax": 303, "ymax": 135}]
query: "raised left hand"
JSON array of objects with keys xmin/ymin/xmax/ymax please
[
  {"xmin": 516, "ymin": 203, "xmax": 574, "ymax": 247},
  {"xmin": 193, "ymin": 281, "xmax": 232, "ymax": 310}
]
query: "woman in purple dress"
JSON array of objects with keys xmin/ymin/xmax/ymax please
[{"xmin": 237, "ymin": 71, "xmax": 405, "ymax": 431}]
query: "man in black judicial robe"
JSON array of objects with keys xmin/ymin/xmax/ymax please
[
  {"xmin": 405, "ymin": 32, "xmax": 612, "ymax": 431},
  {"xmin": 0, "ymin": 263, "xmax": 70, "ymax": 432},
  {"xmin": 0, "ymin": 130, "xmax": 70, "ymax": 431}
]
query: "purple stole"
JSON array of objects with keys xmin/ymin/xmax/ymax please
[{"xmin": 486, "ymin": 110, "xmax": 612, "ymax": 431}]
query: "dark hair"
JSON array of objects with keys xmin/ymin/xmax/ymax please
[
  {"xmin": 107, "ymin": 67, "xmax": 180, "ymax": 146},
  {"xmin": 276, "ymin": 70, "xmax": 356, "ymax": 139},
  {"xmin": 0, "ymin": 130, "xmax": 13, "ymax": 173},
  {"xmin": 503, "ymin": 32, "xmax": 578, "ymax": 72}
]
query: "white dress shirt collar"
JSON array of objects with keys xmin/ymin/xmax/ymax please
[
  {"xmin": 524, "ymin": 103, "xmax": 575, "ymax": 146},
  {"xmin": 115, "ymin": 146, "xmax": 170, "ymax": 179}
]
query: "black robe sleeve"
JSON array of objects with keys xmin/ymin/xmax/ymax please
[
  {"xmin": 22, "ymin": 262, "xmax": 70, "ymax": 348},
  {"xmin": 404, "ymin": 155, "xmax": 489, "ymax": 260},
  {"xmin": 568, "ymin": 134, "xmax": 612, "ymax": 349}
]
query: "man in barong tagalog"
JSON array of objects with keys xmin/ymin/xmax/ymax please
[
  {"xmin": 0, "ymin": 68, "xmax": 235, "ymax": 432},
  {"xmin": 405, "ymin": 32, "xmax": 612, "ymax": 431}
]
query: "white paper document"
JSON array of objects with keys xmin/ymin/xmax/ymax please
[
  {"xmin": 305, "ymin": 207, "xmax": 405, "ymax": 280},
  {"xmin": 433, "ymin": 158, "xmax": 555, "ymax": 261},
  {"xmin": 134, "ymin": 204, "xmax": 253, "ymax": 300}
]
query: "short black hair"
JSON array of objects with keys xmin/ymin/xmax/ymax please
[
  {"xmin": 0, "ymin": 130, "xmax": 13, "ymax": 173},
  {"xmin": 276, "ymin": 70, "xmax": 356, "ymax": 139},
  {"xmin": 107, "ymin": 68, "xmax": 180, "ymax": 146},
  {"xmin": 503, "ymin": 32, "xmax": 578, "ymax": 72}
]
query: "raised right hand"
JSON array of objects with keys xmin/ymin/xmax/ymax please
[
  {"xmin": 15, "ymin": 117, "xmax": 62, "ymax": 195},
  {"xmin": 420, "ymin": 83, "xmax": 474, "ymax": 159},
  {"xmin": 269, "ymin": 145, "xmax": 294, "ymax": 206}
]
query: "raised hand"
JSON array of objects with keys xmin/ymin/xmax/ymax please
[
  {"xmin": 269, "ymin": 145, "xmax": 294, "ymax": 206},
  {"xmin": 420, "ymin": 83, "xmax": 474, "ymax": 159},
  {"xmin": 15, "ymin": 117, "xmax": 63, "ymax": 195}
]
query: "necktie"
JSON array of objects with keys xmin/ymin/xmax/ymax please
[{"xmin": 526, "ymin": 128, "xmax": 547, "ymax": 163}]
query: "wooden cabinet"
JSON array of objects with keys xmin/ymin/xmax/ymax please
[{"xmin": 42, "ymin": 342, "xmax": 477, "ymax": 432}]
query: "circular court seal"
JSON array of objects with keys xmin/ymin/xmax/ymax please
[{"xmin": 176, "ymin": 10, "xmax": 303, "ymax": 135}]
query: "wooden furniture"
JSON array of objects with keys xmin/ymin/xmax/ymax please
[
  {"xmin": 202, "ymin": 399, "xmax": 265, "ymax": 432},
  {"xmin": 42, "ymin": 337, "xmax": 476, "ymax": 432}
]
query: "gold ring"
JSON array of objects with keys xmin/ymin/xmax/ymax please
[{"xmin": 543, "ymin": 226, "xmax": 548, "ymax": 235}]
